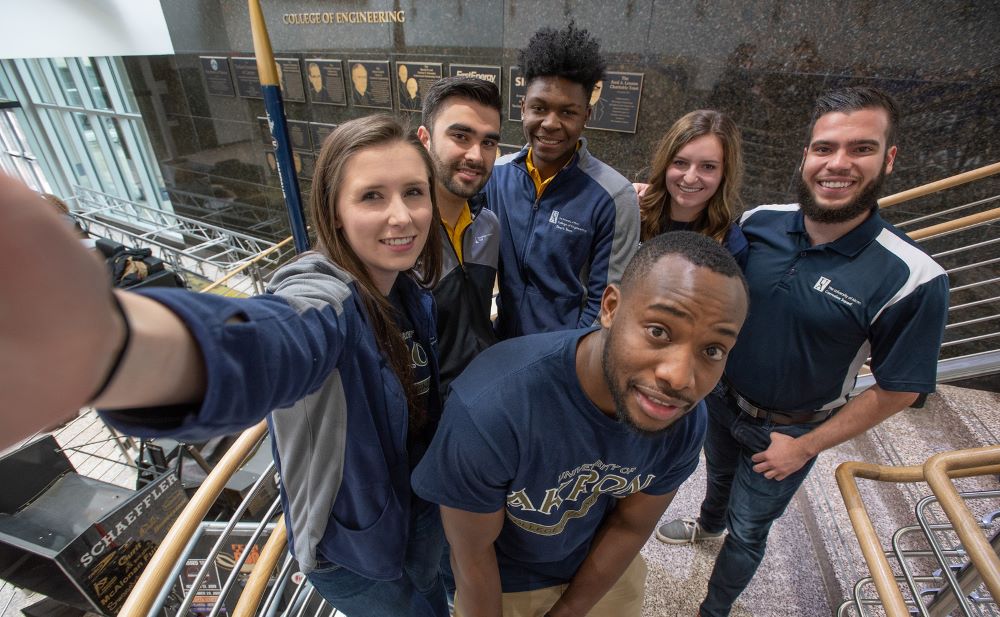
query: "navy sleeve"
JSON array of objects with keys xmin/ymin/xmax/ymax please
[
  {"xmin": 412, "ymin": 393, "xmax": 517, "ymax": 513},
  {"xmin": 724, "ymin": 222, "xmax": 749, "ymax": 271},
  {"xmin": 870, "ymin": 274, "xmax": 949, "ymax": 393},
  {"xmin": 99, "ymin": 288, "xmax": 347, "ymax": 441}
]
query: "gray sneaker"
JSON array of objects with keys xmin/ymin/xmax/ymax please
[{"xmin": 655, "ymin": 517, "xmax": 725, "ymax": 544}]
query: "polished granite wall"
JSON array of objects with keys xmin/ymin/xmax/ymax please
[{"xmin": 125, "ymin": 0, "xmax": 1000, "ymax": 242}]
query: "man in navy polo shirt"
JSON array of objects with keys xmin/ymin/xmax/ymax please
[{"xmin": 655, "ymin": 86, "xmax": 949, "ymax": 617}]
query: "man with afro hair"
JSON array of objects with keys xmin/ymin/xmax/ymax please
[{"xmin": 483, "ymin": 22, "xmax": 639, "ymax": 340}]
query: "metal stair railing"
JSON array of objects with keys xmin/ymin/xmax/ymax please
[
  {"xmin": 116, "ymin": 421, "xmax": 269, "ymax": 616},
  {"xmin": 858, "ymin": 161, "xmax": 1000, "ymax": 380},
  {"xmin": 165, "ymin": 186, "xmax": 288, "ymax": 240},
  {"xmin": 837, "ymin": 163, "xmax": 1000, "ymax": 615},
  {"xmin": 201, "ymin": 235, "xmax": 296, "ymax": 297},
  {"xmin": 836, "ymin": 446, "xmax": 1000, "ymax": 617},
  {"xmin": 70, "ymin": 185, "xmax": 288, "ymax": 287}
]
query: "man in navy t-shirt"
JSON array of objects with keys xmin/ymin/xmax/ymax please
[
  {"xmin": 655, "ymin": 87, "xmax": 950, "ymax": 617},
  {"xmin": 413, "ymin": 232, "xmax": 749, "ymax": 617}
]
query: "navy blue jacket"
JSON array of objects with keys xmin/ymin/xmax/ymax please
[
  {"xmin": 100, "ymin": 254, "xmax": 441, "ymax": 580},
  {"xmin": 484, "ymin": 139, "xmax": 639, "ymax": 339}
]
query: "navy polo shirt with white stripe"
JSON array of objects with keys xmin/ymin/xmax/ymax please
[{"xmin": 725, "ymin": 204, "xmax": 949, "ymax": 413}]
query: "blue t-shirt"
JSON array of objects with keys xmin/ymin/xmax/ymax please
[{"xmin": 412, "ymin": 328, "xmax": 705, "ymax": 592}]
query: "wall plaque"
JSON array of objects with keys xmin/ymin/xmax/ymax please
[
  {"xmin": 303, "ymin": 58, "xmax": 347, "ymax": 106},
  {"xmin": 199, "ymin": 56, "xmax": 235, "ymax": 97},
  {"xmin": 508, "ymin": 66, "xmax": 526, "ymax": 122},
  {"xmin": 585, "ymin": 71, "xmax": 644, "ymax": 134},
  {"xmin": 275, "ymin": 57, "xmax": 306, "ymax": 102},
  {"xmin": 232, "ymin": 57, "xmax": 263, "ymax": 98},
  {"xmin": 395, "ymin": 61, "xmax": 442, "ymax": 112},
  {"xmin": 449, "ymin": 64, "xmax": 501, "ymax": 91},
  {"xmin": 286, "ymin": 119, "xmax": 312, "ymax": 152},
  {"xmin": 346, "ymin": 60, "xmax": 392, "ymax": 110},
  {"xmin": 310, "ymin": 122, "xmax": 338, "ymax": 151}
]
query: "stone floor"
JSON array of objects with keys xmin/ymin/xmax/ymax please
[
  {"xmin": 640, "ymin": 384, "xmax": 1000, "ymax": 617},
  {"xmin": 2, "ymin": 386, "xmax": 997, "ymax": 617}
]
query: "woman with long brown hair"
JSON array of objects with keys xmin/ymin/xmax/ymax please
[
  {"xmin": 0, "ymin": 115, "xmax": 449, "ymax": 616},
  {"xmin": 637, "ymin": 109, "xmax": 748, "ymax": 267}
]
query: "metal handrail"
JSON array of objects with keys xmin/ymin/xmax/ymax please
[
  {"xmin": 836, "ymin": 445, "xmax": 1000, "ymax": 616},
  {"xmin": 201, "ymin": 235, "xmax": 295, "ymax": 294},
  {"xmin": 923, "ymin": 449, "xmax": 1000, "ymax": 601},
  {"xmin": 232, "ymin": 514, "xmax": 287, "ymax": 617},
  {"xmin": 878, "ymin": 161, "xmax": 1000, "ymax": 208},
  {"xmin": 117, "ymin": 420, "xmax": 268, "ymax": 617}
]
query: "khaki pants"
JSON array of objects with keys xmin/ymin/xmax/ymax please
[{"xmin": 461, "ymin": 554, "xmax": 647, "ymax": 617}]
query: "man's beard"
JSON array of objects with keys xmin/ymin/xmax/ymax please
[
  {"xmin": 600, "ymin": 327, "xmax": 689, "ymax": 438},
  {"xmin": 797, "ymin": 165, "xmax": 887, "ymax": 224},
  {"xmin": 430, "ymin": 148, "xmax": 486, "ymax": 200}
]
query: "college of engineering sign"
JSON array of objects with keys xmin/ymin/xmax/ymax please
[{"xmin": 282, "ymin": 10, "xmax": 405, "ymax": 25}]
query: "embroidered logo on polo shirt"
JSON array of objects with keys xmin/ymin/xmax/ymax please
[
  {"xmin": 812, "ymin": 276, "xmax": 862, "ymax": 307},
  {"xmin": 813, "ymin": 276, "xmax": 832, "ymax": 292},
  {"xmin": 547, "ymin": 211, "xmax": 588, "ymax": 234}
]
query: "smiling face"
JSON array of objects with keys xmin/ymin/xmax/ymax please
[
  {"xmin": 520, "ymin": 76, "xmax": 590, "ymax": 177},
  {"xmin": 598, "ymin": 255, "xmax": 746, "ymax": 435},
  {"xmin": 798, "ymin": 108, "xmax": 896, "ymax": 224},
  {"xmin": 665, "ymin": 134, "xmax": 725, "ymax": 223},
  {"xmin": 418, "ymin": 97, "xmax": 501, "ymax": 200},
  {"xmin": 335, "ymin": 142, "xmax": 433, "ymax": 294}
]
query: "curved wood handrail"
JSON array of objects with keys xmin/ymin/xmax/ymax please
[
  {"xmin": 923, "ymin": 446, "xmax": 1000, "ymax": 602},
  {"xmin": 836, "ymin": 461, "xmax": 922, "ymax": 617},
  {"xmin": 201, "ymin": 235, "xmax": 294, "ymax": 293},
  {"xmin": 836, "ymin": 448, "xmax": 1000, "ymax": 617},
  {"xmin": 232, "ymin": 514, "xmax": 288, "ymax": 617},
  {"xmin": 118, "ymin": 420, "xmax": 269, "ymax": 616},
  {"xmin": 908, "ymin": 207, "xmax": 1000, "ymax": 241},
  {"xmin": 879, "ymin": 161, "xmax": 1000, "ymax": 208}
]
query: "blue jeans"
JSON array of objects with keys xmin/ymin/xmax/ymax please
[
  {"xmin": 306, "ymin": 501, "xmax": 448, "ymax": 617},
  {"xmin": 697, "ymin": 387, "xmax": 819, "ymax": 617}
]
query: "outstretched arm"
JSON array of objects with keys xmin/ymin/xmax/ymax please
[{"xmin": 0, "ymin": 174, "xmax": 205, "ymax": 447}]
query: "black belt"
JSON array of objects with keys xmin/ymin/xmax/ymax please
[{"xmin": 725, "ymin": 385, "xmax": 838, "ymax": 426}]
